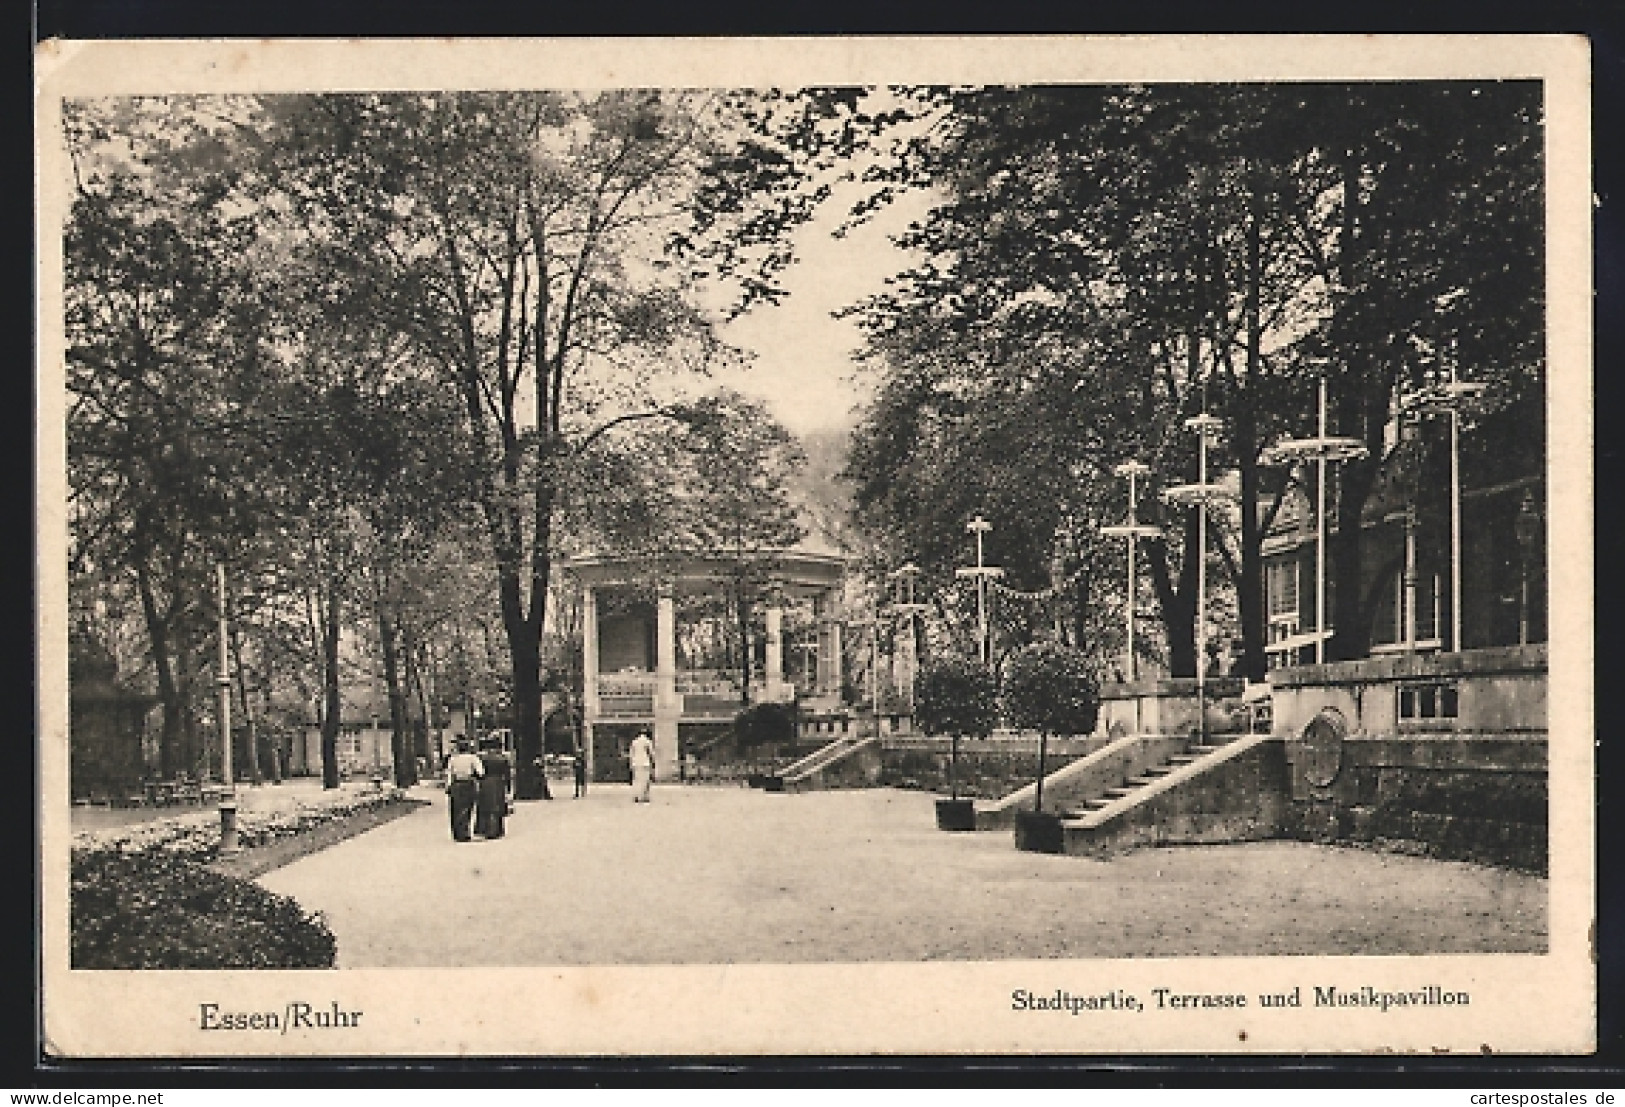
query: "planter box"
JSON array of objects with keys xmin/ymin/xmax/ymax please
[
  {"xmin": 935, "ymin": 798, "xmax": 977, "ymax": 831},
  {"xmin": 1014, "ymin": 810, "xmax": 1066, "ymax": 854},
  {"xmin": 762, "ymin": 776, "xmax": 786, "ymax": 793}
]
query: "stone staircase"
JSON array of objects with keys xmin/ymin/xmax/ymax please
[
  {"xmin": 1016, "ymin": 731, "xmax": 1289, "ymax": 858},
  {"xmin": 766, "ymin": 733, "xmax": 883, "ymax": 793},
  {"xmin": 971, "ymin": 731, "xmax": 1193, "ymax": 830},
  {"xmin": 1067, "ymin": 741, "xmax": 1224, "ymax": 815}
]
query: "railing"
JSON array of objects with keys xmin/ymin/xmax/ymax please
[
  {"xmin": 599, "ymin": 674, "xmax": 656, "ymax": 697},
  {"xmin": 677, "ymin": 671, "xmax": 738, "ymax": 697},
  {"xmin": 599, "ymin": 694, "xmax": 654, "ymax": 717}
]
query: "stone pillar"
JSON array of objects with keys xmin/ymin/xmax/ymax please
[
  {"xmin": 654, "ymin": 588, "xmax": 680, "ymax": 779},
  {"xmin": 826, "ymin": 618, "xmax": 843, "ymax": 698},
  {"xmin": 582, "ymin": 586, "xmax": 599, "ymax": 780},
  {"xmin": 765, "ymin": 603, "xmax": 785, "ymax": 702}
]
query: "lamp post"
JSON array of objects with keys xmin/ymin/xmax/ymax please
[
  {"xmin": 1163, "ymin": 414, "xmax": 1232, "ymax": 744},
  {"xmin": 1100, "ymin": 460, "xmax": 1161, "ymax": 683},
  {"xmin": 215, "ymin": 563, "xmax": 239, "ymax": 854},
  {"xmin": 1513, "ymin": 490, "xmax": 1540, "ymax": 646},
  {"xmin": 1401, "ymin": 366, "xmax": 1486, "ymax": 653},
  {"xmin": 955, "ymin": 517, "xmax": 1004, "ymax": 666},
  {"xmin": 1262, "ymin": 373, "xmax": 1369, "ymax": 663}
]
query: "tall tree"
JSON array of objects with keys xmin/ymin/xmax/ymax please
[{"xmin": 264, "ymin": 91, "xmax": 733, "ymax": 770}]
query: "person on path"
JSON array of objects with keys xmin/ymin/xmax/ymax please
[
  {"xmin": 629, "ymin": 730, "xmax": 655, "ymax": 803},
  {"xmin": 572, "ymin": 747, "xmax": 588, "ymax": 798},
  {"xmin": 443, "ymin": 737, "xmax": 484, "ymax": 842},
  {"xmin": 474, "ymin": 735, "xmax": 513, "ymax": 839}
]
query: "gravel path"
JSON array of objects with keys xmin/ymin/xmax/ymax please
[{"xmin": 257, "ymin": 784, "xmax": 1547, "ymax": 966}]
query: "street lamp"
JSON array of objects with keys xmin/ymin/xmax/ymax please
[
  {"xmin": 1262, "ymin": 373, "xmax": 1369, "ymax": 664},
  {"xmin": 1400, "ymin": 366, "xmax": 1487, "ymax": 653},
  {"xmin": 1100, "ymin": 460, "xmax": 1161, "ymax": 683},
  {"xmin": 215, "ymin": 563, "xmax": 239, "ymax": 854},
  {"xmin": 954, "ymin": 517, "xmax": 1004, "ymax": 666},
  {"xmin": 1163, "ymin": 413, "xmax": 1233, "ymax": 743}
]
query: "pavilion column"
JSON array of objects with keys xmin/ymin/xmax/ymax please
[
  {"xmin": 821, "ymin": 593, "xmax": 843, "ymax": 698},
  {"xmin": 654, "ymin": 587, "xmax": 679, "ymax": 779},
  {"xmin": 765, "ymin": 603, "xmax": 785, "ymax": 702},
  {"xmin": 582, "ymin": 586, "xmax": 599, "ymax": 780}
]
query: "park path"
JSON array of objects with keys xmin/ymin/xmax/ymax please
[{"xmin": 257, "ymin": 783, "xmax": 1547, "ymax": 967}]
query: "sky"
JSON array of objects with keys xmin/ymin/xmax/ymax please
[{"xmin": 708, "ymin": 181, "xmax": 935, "ymax": 438}]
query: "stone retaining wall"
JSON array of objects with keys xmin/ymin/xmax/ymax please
[
  {"xmin": 1270, "ymin": 645, "xmax": 1547, "ymax": 873},
  {"xmin": 876, "ymin": 736, "xmax": 1107, "ymax": 799},
  {"xmin": 1280, "ymin": 736, "xmax": 1547, "ymax": 873},
  {"xmin": 1058, "ymin": 735, "xmax": 1291, "ymax": 858}
]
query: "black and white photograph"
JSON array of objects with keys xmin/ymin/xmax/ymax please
[{"xmin": 36, "ymin": 36, "xmax": 1594, "ymax": 1056}]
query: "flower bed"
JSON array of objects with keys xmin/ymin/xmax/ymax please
[
  {"xmin": 71, "ymin": 784, "xmax": 416, "ymax": 864},
  {"xmin": 72, "ymin": 848, "xmax": 336, "ymax": 969}
]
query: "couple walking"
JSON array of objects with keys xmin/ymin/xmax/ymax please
[{"xmin": 444, "ymin": 736, "xmax": 512, "ymax": 842}]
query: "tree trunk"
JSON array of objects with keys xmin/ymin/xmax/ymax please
[
  {"xmin": 227, "ymin": 611, "xmax": 263, "ymax": 784},
  {"xmin": 1234, "ymin": 203, "xmax": 1268, "ymax": 683},
  {"xmin": 320, "ymin": 579, "xmax": 342, "ymax": 790},
  {"xmin": 378, "ymin": 604, "xmax": 414, "ymax": 787},
  {"xmin": 1146, "ymin": 518, "xmax": 1199, "ymax": 677},
  {"xmin": 509, "ymin": 629, "xmax": 552, "ymax": 800},
  {"xmin": 1330, "ymin": 454, "xmax": 1378, "ymax": 662},
  {"xmin": 1233, "ymin": 407, "xmax": 1268, "ymax": 682},
  {"xmin": 260, "ymin": 680, "xmax": 282, "ymax": 783},
  {"xmin": 1033, "ymin": 730, "xmax": 1048, "ymax": 813},
  {"xmin": 135, "ymin": 558, "xmax": 182, "ymax": 778},
  {"xmin": 1326, "ymin": 146, "xmax": 1378, "ymax": 664}
]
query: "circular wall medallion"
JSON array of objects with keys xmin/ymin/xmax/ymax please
[{"xmin": 1300, "ymin": 708, "xmax": 1347, "ymax": 789}]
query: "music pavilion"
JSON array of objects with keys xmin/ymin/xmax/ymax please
[{"xmin": 563, "ymin": 548, "xmax": 848, "ymax": 781}]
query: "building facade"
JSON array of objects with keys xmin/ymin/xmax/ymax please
[{"xmin": 564, "ymin": 550, "xmax": 847, "ymax": 781}]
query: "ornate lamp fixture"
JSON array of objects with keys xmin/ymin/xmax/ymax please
[
  {"xmin": 1262, "ymin": 373, "xmax": 1369, "ymax": 664},
  {"xmin": 1399, "ymin": 366, "xmax": 1487, "ymax": 653},
  {"xmin": 1099, "ymin": 460, "xmax": 1161, "ymax": 682},
  {"xmin": 954, "ymin": 518, "xmax": 1004, "ymax": 666}
]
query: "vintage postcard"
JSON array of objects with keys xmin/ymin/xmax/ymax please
[{"xmin": 36, "ymin": 35, "xmax": 1594, "ymax": 1057}]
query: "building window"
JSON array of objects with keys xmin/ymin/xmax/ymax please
[
  {"xmin": 1372, "ymin": 568, "xmax": 1443, "ymax": 651},
  {"xmin": 1266, "ymin": 560, "xmax": 1299, "ymax": 621},
  {"xmin": 1397, "ymin": 680, "xmax": 1459, "ymax": 722}
]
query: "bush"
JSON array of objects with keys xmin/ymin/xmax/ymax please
[
  {"xmin": 1002, "ymin": 641, "xmax": 1100, "ymax": 737},
  {"xmin": 734, "ymin": 700, "xmax": 798, "ymax": 747},
  {"xmin": 71, "ymin": 848, "xmax": 337, "ymax": 969},
  {"xmin": 914, "ymin": 655, "xmax": 999, "ymax": 738}
]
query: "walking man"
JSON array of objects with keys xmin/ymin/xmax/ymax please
[
  {"xmin": 572, "ymin": 746, "xmax": 588, "ymax": 798},
  {"xmin": 629, "ymin": 730, "xmax": 655, "ymax": 803},
  {"xmin": 444, "ymin": 737, "xmax": 485, "ymax": 841}
]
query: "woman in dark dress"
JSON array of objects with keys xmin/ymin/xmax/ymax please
[{"xmin": 474, "ymin": 736, "xmax": 512, "ymax": 839}]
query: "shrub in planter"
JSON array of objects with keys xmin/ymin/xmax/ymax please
[
  {"xmin": 71, "ymin": 848, "xmax": 337, "ymax": 969},
  {"xmin": 1003, "ymin": 642, "xmax": 1100, "ymax": 812},
  {"xmin": 916, "ymin": 655, "xmax": 998, "ymax": 820},
  {"xmin": 734, "ymin": 701, "xmax": 798, "ymax": 748}
]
